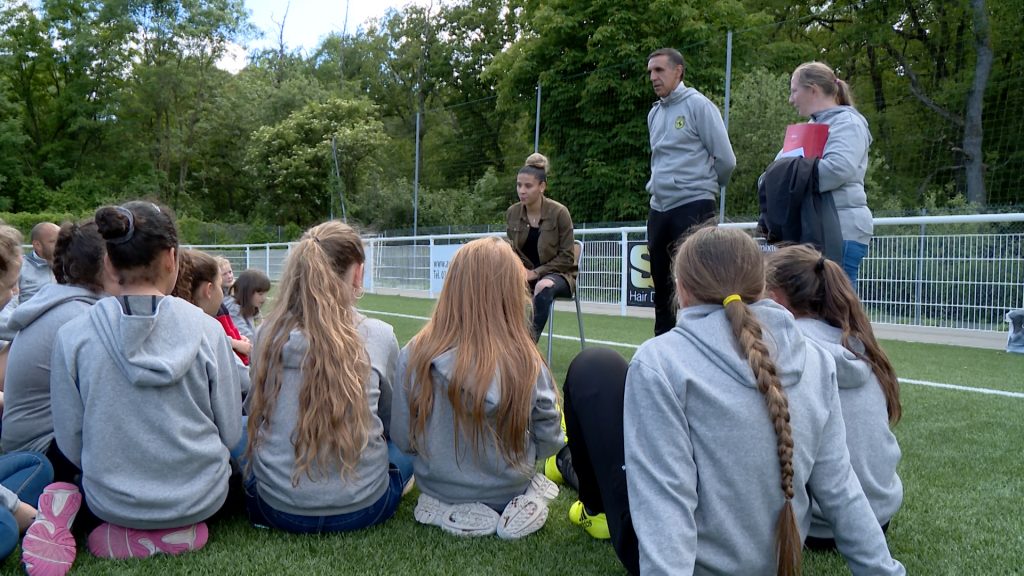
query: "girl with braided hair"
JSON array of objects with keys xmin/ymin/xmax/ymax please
[
  {"xmin": 766, "ymin": 243, "xmax": 902, "ymax": 550},
  {"xmin": 562, "ymin": 226, "xmax": 903, "ymax": 575}
]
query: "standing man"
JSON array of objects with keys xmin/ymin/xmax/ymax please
[
  {"xmin": 18, "ymin": 222, "xmax": 59, "ymax": 304},
  {"xmin": 645, "ymin": 48, "xmax": 736, "ymax": 335}
]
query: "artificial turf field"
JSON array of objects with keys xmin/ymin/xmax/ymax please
[{"xmin": 3, "ymin": 292, "xmax": 1021, "ymax": 575}]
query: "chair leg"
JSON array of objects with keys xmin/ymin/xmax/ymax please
[
  {"xmin": 575, "ymin": 294, "xmax": 585, "ymax": 350},
  {"xmin": 546, "ymin": 300, "xmax": 554, "ymax": 365}
]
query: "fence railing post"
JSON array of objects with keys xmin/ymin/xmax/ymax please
[
  {"xmin": 245, "ymin": 245, "xmax": 251, "ymax": 270},
  {"xmin": 620, "ymin": 230, "xmax": 629, "ymax": 316},
  {"xmin": 915, "ymin": 208, "xmax": 926, "ymax": 325}
]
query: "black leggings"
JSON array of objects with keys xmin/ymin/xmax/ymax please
[
  {"xmin": 564, "ymin": 347, "xmax": 639, "ymax": 576},
  {"xmin": 530, "ymin": 274, "xmax": 572, "ymax": 342}
]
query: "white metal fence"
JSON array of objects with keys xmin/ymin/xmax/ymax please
[{"xmin": 190, "ymin": 213, "xmax": 1024, "ymax": 333}]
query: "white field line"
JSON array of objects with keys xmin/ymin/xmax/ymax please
[{"xmin": 360, "ymin": 309, "xmax": 1023, "ymax": 399}]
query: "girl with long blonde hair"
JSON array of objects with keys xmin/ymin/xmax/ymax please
[
  {"xmin": 244, "ymin": 220, "xmax": 411, "ymax": 534},
  {"xmin": 766, "ymin": 243, "xmax": 902, "ymax": 549},
  {"xmin": 561, "ymin": 226, "xmax": 904, "ymax": 576},
  {"xmin": 392, "ymin": 237, "xmax": 564, "ymax": 539}
]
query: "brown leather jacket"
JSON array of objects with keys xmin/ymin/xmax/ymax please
[{"xmin": 505, "ymin": 197, "xmax": 577, "ymax": 293}]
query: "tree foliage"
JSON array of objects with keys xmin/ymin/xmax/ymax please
[{"xmin": 0, "ymin": 0, "xmax": 1019, "ymax": 233}]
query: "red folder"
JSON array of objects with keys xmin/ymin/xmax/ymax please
[{"xmin": 782, "ymin": 123, "xmax": 829, "ymax": 159}]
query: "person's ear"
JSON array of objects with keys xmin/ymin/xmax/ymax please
[
  {"xmin": 675, "ymin": 280, "xmax": 691, "ymax": 308},
  {"xmin": 353, "ymin": 263, "xmax": 365, "ymax": 290}
]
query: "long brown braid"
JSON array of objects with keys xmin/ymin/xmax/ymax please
[{"xmin": 675, "ymin": 226, "xmax": 802, "ymax": 576}]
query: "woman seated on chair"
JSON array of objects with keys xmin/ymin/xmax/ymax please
[{"xmin": 506, "ymin": 153, "xmax": 578, "ymax": 343}]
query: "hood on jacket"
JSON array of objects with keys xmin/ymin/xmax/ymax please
[
  {"xmin": 90, "ymin": 296, "xmax": 209, "ymax": 388},
  {"xmin": 795, "ymin": 317, "xmax": 873, "ymax": 389},
  {"xmin": 659, "ymin": 83, "xmax": 698, "ymax": 106},
  {"xmin": 430, "ymin": 348, "xmax": 503, "ymax": 414},
  {"xmin": 812, "ymin": 105, "xmax": 871, "ymax": 134},
  {"xmin": 674, "ymin": 300, "xmax": 808, "ymax": 389},
  {"xmin": 8, "ymin": 283, "xmax": 101, "ymax": 331}
]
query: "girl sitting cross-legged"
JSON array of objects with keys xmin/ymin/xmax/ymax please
[
  {"xmin": 23, "ymin": 201, "xmax": 242, "ymax": 575},
  {"xmin": 392, "ymin": 237, "xmax": 564, "ymax": 539},
  {"xmin": 243, "ymin": 220, "xmax": 413, "ymax": 534}
]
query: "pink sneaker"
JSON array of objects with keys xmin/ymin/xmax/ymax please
[
  {"xmin": 87, "ymin": 521, "xmax": 209, "ymax": 559},
  {"xmin": 21, "ymin": 482, "xmax": 82, "ymax": 576}
]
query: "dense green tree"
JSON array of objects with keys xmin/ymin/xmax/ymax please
[
  {"xmin": 245, "ymin": 97, "xmax": 387, "ymax": 225},
  {"xmin": 492, "ymin": 0, "xmax": 749, "ymax": 222}
]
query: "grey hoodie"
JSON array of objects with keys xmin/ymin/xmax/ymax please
[
  {"xmin": 18, "ymin": 251, "xmax": 54, "ymax": 305},
  {"xmin": 2, "ymin": 284, "xmax": 102, "ymax": 453},
  {"xmin": 248, "ymin": 313, "xmax": 398, "ymax": 516},
  {"xmin": 50, "ymin": 295, "xmax": 242, "ymax": 529},
  {"xmin": 810, "ymin": 105, "xmax": 873, "ymax": 245},
  {"xmin": 624, "ymin": 301, "xmax": 904, "ymax": 576},
  {"xmin": 796, "ymin": 318, "xmax": 903, "ymax": 538},
  {"xmin": 392, "ymin": 346, "xmax": 563, "ymax": 511},
  {"xmin": 224, "ymin": 295, "xmax": 256, "ymax": 342},
  {"xmin": 646, "ymin": 83, "xmax": 736, "ymax": 212}
]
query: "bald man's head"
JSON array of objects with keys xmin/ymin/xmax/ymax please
[{"xmin": 31, "ymin": 222, "xmax": 60, "ymax": 263}]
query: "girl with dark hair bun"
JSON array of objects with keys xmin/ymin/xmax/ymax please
[
  {"xmin": 4, "ymin": 221, "xmax": 115, "ymax": 483},
  {"xmin": 560, "ymin": 227, "xmax": 904, "ymax": 576},
  {"xmin": 23, "ymin": 201, "xmax": 242, "ymax": 574},
  {"xmin": 505, "ymin": 153, "xmax": 578, "ymax": 342}
]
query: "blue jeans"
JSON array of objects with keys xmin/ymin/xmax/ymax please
[
  {"xmin": 842, "ymin": 240, "xmax": 869, "ymax": 292},
  {"xmin": 0, "ymin": 452, "xmax": 54, "ymax": 559},
  {"xmin": 245, "ymin": 441, "xmax": 413, "ymax": 534}
]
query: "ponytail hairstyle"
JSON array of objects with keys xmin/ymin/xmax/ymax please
[
  {"xmin": 405, "ymin": 237, "xmax": 545, "ymax": 468},
  {"xmin": 171, "ymin": 249, "xmax": 220, "ymax": 305},
  {"xmin": 793, "ymin": 61, "xmax": 855, "ymax": 108},
  {"xmin": 233, "ymin": 269, "xmax": 271, "ymax": 319},
  {"xmin": 517, "ymin": 152, "xmax": 548, "ymax": 185},
  {"xmin": 765, "ymin": 245, "xmax": 901, "ymax": 424},
  {"xmin": 674, "ymin": 226, "xmax": 801, "ymax": 576},
  {"xmin": 94, "ymin": 201, "xmax": 178, "ymax": 285},
  {"xmin": 52, "ymin": 221, "xmax": 106, "ymax": 293},
  {"xmin": 246, "ymin": 221, "xmax": 371, "ymax": 485}
]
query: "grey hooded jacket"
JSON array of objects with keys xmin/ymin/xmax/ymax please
[
  {"xmin": 810, "ymin": 105, "xmax": 873, "ymax": 245},
  {"xmin": 2, "ymin": 284, "xmax": 102, "ymax": 453},
  {"xmin": 392, "ymin": 346, "xmax": 563, "ymax": 511},
  {"xmin": 796, "ymin": 318, "xmax": 903, "ymax": 538},
  {"xmin": 624, "ymin": 301, "xmax": 904, "ymax": 576},
  {"xmin": 646, "ymin": 83, "xmax": 736, "ymax": 212},
  {"xmin": 50, "ymin": 295, "xmax": 242, "ymax": 529},
  {"xmin": 247, "ymin": 313, "xmax": 398, "ymax": 516}
]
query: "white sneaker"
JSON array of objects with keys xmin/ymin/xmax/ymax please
[
  {"xmin": 414, "ymin": 493, "xmax": 499, "ymax": 537},
  {"xmin": 497, "ymin": 494, "xmax": 549, "ymax": 539},
  {"xmin": 525, "ymin": 473, "xmax": 559, "ymax": 502}
]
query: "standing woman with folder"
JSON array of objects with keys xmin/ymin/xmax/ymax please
[{"xmin": 789, "ymin": 62, "xmax": 873, "ymax": 289}]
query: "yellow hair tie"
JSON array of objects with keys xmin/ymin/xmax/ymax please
[{"xmin": 722, "ymin": 294, "xmax": 742, "ymax": 307}]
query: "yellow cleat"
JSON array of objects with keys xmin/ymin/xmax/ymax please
[
  {"xmin": 568, "ymin": 500, "xmax": 610, "ymax": 540},
  {"xmin": 544, "ymin": 454, "xmax": 564, "ymax": 485}
]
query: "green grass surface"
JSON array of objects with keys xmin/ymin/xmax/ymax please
[{"xmin": 3, "ymin": 293, "xmax": 1021, "ymax": 574}]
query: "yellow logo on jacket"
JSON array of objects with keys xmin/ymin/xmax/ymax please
[{"xmin": 674, "ymin": 115, "xmax": 685, "ymax": 129}]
